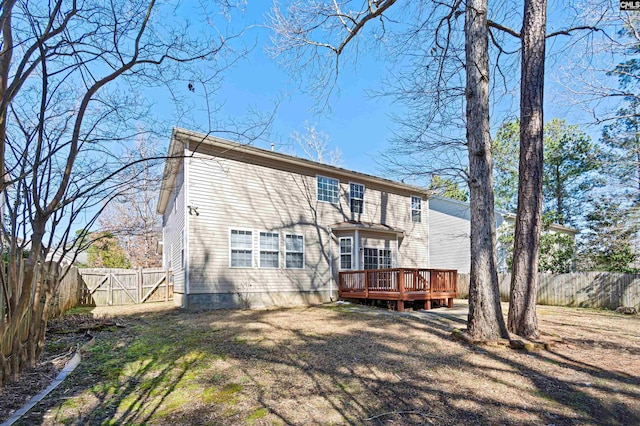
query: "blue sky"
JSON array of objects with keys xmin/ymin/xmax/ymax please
[{"xmin": 157, "ymin": 1, "xmax": 624, "ymax": 179}]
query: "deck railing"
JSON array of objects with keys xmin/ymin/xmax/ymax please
[{"xmin": 338, "ymin": 268, "xmax": 457, "ymax": 297}]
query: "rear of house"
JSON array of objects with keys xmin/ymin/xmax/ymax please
[{"xmin": 158, "ymin": 128, "xmax": 432, "ymax": 309}]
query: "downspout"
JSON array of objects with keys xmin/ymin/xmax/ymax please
[
  {"xmin": 184, "ymin": 149, "xmax": 190, "ymax": 301},
  {"xmin": 354, "ymin": 228, "xmax": 360, "ymax": 270},
  {"xmin": 328, "ymin": 227, "xmax": 333, "ymax": 301},
  {"xmin": 426, "ymin": 197, "xmax": 431, "ymax": 268}
]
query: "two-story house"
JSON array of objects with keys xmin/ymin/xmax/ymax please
[{"xmin": 158, "ymin": 128, "xmax": 436, "ymax": 309}]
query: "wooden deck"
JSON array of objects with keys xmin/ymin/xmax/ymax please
[{"xmin": 338, "ymin": 268, "xmax": 458, "ymax": 312}]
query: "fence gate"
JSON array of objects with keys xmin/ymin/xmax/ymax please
[{"xmin": 79, "ymin": 268, "xmax": 173, "ymax": 306}]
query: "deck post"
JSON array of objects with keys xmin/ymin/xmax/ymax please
[
  {"xmin": 398, "ymin": 269, "xmax": 405, "ymax": 312},
  {"xmin": 364, "ymin": 271, "xmax": 368, "ymax": 298},
  {"xmin": 448, "ymin": 298, "xmax": 454, "ymax": 308}
]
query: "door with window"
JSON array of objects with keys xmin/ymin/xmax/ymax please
[
  {"xmin": 363, "ymin": 248, "xmax": 393, "ymax": 270},
  {"xmin": 363, "ymin": 248, "xmax": 393, "ymax": 289}
]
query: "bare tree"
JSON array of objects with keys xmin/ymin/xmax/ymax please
[
  {"xmin": 465, "ymin": 0, "xmax": 508, "ymax": 340},
  {"xmin": 270, "ymin": 0, "xmax": 509, "ymax": 339},
  {"xmin": 98, "ymin": 137, "xmax": 163, "ymax": 268},
  {"xmin": 290, "ymin": 121, "xmax": 342, "ymax": 166},
  {"xmin": 507, "ymin": 0, "xmax": 547, "ymax": 339},
  {"xmin": 0, "ymin": 0, "xmax": 250, "ymax": 386}
]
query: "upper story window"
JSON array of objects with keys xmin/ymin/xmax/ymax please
[
  {"xmin": 285, "ymin": 234, "xmax": 304, "ymax": 269},
  {"xmin": 411, "ymin": 196, "xmax": 422, "ymax": 223},
  {"xmin": 230, "ymin": 229, "xmax": 253, "ymax": 268},
  {"xmin": 317, "ymin": 175, "xmax": 339, "ymax": 203},
  {"xmin": 259, "ymin": 232, "xmax": 280, "ymax": 268},
  {"xmin": 339, "ymin": 237, "xmax": 353, "ymax": 270},
  {"xmin": 349, "ymin": 183, "xmax": 365, "ymax": 214}
]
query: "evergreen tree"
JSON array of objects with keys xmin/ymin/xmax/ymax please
[
  {"xmin": 579, "ymin": 199, "xmax": 639, "ymax": 273},
  {"xmin": 492, "ymin": 118, "xmax": 603, "ymax": 225},
  {"xmin": 87, "ymin": 232, "xmax": 131, "ymax": 269},
  {"xmin": 429, "ymin": 175, "xmax": 469, "ymax": 202}
]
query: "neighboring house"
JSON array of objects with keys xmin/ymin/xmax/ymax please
[
  {"xmin": 158, "ymin": 128, "xmax": 432, "ymax": 309},
  {"xmin": 157, "ymin": 128, "xmax": 578, "ymax": 310},
  {"xmin": 429, "ymin": 197, "xmax": 578, "ymax": 273}
]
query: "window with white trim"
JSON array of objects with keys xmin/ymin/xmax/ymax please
[
  {"xmin": 259, "ymin": 232, "xmax": 280, "ymax": 268},
  {"xmin": 380, "ymin": 249, "xmax": 392, "ymax": 268},
  {"xmin": 411, "ymin": 196, "xmax": 422, "ymax": 223},
  {"xmin": 317, "ymin": 175, "xmax": 339, "ymax": 203},
  {"xmin": 363, "ymin": 248, "xmax": 378, "ymax": 270},
  {"xmin": 363, "ymin": 248, "xmax": 393, "ymax": 270},
  {"xmin": 230, "ymin": 229, "xmax": 252, "ymax": 267},
  {"xmin": 349, "ymin": 183, "xmax": 364, "ymax": 214},
  {"xmin": 339, "ymin": 237, "xmax": 353, "ymax": 270},
  {"xmin": 285, "ymin": 234, "xmax": 304, "ymax": 269}
]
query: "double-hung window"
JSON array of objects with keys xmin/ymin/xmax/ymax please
[
  {"xmin": 349, "ymin": 183, "xmax": 364, "ymax": 214},
  {"xmin": 285, "ymin": 234, "xmax": 304, "ymax": 269},
  {"xmin": 230, "ymin": 229, "xmax": 252, "ymax": 267},
  {"xmin": 259, "ymin": 232, "xmax": 280, "ymax": 268},
  {"xmin": 339, "ymin": 237, "xmax": 353, "ymax": 270},
  {"xmin": 411, "ymin": 196, "xmax": 422, "ymax": 223},
  {"xmin": 317, "ymin": 176, "xmax": 339, "ymax": 203}
]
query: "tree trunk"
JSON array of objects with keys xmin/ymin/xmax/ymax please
[
  {"xmin": 508, "ymin": 0, "xmax": 546, "ymax": 339},
  {"xmin": 465, "ymin": 0, "xmax": 508, "ymax": 340}
]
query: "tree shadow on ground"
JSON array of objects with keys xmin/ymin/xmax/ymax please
[{"xmin": 17, "ymin": 304, "xmax": 640, "ymax": 426}]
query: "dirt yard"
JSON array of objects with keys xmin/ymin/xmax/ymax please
[{"xmin": 2, "ymin": 301, "xmax": 639, "ymax": 425}]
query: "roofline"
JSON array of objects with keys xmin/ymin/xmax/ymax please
[
  {"xmin": 157, "ymin": 128, "xmax": 186, "ymax": 214},
  {"xmin": 329, "ymin": 223, "xmax": 405, "ymax": 237},
  {"xmin": 157, "ymin": 128, "xmax": 435, "ymax": 215},
  {"xmin": 430, "ymin": 195, "xmax": 511, "ymax": 216},
  {"xmin": 501, "ymin": 213, "xmax": 579, "ymax": 235},
  {"xmin": 430, "ymin": 196, "xmax": 579, "ymax": 235}
]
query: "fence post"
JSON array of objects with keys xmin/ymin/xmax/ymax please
[
  {"xmin": 108, "ymin": 272, "xmax": 113, "ymax": 306},
  {"xmin": 138, "ymin": 267, "xmax": 143, "ymax": 304},
  {"xmin": 165, "ymin": 269, "xmax": 169, "ymax": 302}
]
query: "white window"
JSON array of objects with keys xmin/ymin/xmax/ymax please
[
  {"xmin": 285, "ymin": 234, "xmax": 304, "ymax": 269},
  {"xmin": 259, "ymin": 232, "xmax": 280, "ymax": 268},
  {"xmin": 380, "ymin": 249, "xmax": 392, "ymax": 268},
  {"xmin": 363, "ymin": 248, "xmax": 378, "ymax": 270},
  {"xmin": 411, "ymin": 196, "xmax": 422, "ymax": 223},
  {"xmin": 230, "ymin": 229, "xmax": 252, "ymax": 268},
  {"xmin": 317, "ymin": 175, "xmax": 339, "ymax": 203},
  {"xmin": 349, "ymin": 183, "xmax": 365, "ymax": 214},
  {"xmin": 363, "ymin": 248, "xmax": 393, "ymax": 270},
  {"xmin": 339, "ymin": 237, "xmax": 353, "ymax": 270}
]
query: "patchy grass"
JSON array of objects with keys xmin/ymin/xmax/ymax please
[{"xmin": 12, "ymin": 301, "xmax": 640, "ymax": 425}]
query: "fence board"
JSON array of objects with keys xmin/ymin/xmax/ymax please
[
  {"xmin": 457, "ymin": 272, "xmax": 640, "ymax": 309},
  {"xmin": 78, "ymin": 268, "xmax": 173, "ymax": 306}
]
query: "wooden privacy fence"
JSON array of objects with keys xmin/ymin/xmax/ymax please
[
  {"xmin": 78, "ymin": 268, "xmax": 173, "ymax": 306},
  {"xmin": 458, "ymin": 272, "xmax": 640, "ymax": 309}
]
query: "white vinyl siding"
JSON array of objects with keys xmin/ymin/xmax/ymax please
[
  {"xmin": 339, "ymin": 237, "xmax": 353, "ymax": 270},
  {"xmin": 317, "ymin": 175, "xmax": 339, "ymax": 203},
  {"xmin": 285, "ymin": 234, "xmax": 304, "ymax": 269},
  {"xmin": 162, "ymin": 158, "xmax": 186, "ymax": 293},
  {"xmin": 230, "ymin": 229, "xmax": 253, "ymax": 268},
  {"xmin": 184, "ymin": 143, "xmax": 429, "ymax": 295},
  {"xmin": 259, "ymin": 232, "xmax": 280, "ymax": 268},
  {"xmin": 349, "ymin": 182, "xmax": 364, "ymax": 214},
  {"xmin": 411, "ymin": 196, "xmax": 422, "ymax": 223}
]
